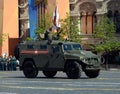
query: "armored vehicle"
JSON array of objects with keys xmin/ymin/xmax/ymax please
[{"xmin": 16, "ymin": 40, "xmax": 101, "ymax": 79}]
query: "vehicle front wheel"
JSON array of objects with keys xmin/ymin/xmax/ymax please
[
  {"xmin": 66, "ymin": 61, "xmax": 82, "ymax": 79},
  {"xmin": 23, "ymin": 61, "xmax": 38, "ymax": 78},
  {"xmin": 85, "ymin": 70, "xmax": 100, "ymax": 78},
  {"xmin": 43, "ymin": 71, "xmax": 57, "ymax": 78}
]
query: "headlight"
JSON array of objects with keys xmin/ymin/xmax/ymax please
[
  {"xmin": 83, "ymin": 59, "xmax": 88, "ymax": 63},
  {"xmin": 80, "ymin": 57, "xmax": 88, "ymax": 63},
  {"xmin": 80, "ymin": 57, "xmax": 84, "ymax": 60}
]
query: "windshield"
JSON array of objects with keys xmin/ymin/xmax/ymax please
[
  {"xmin": 73, "ymin": 44, "xmax": 82, "ymax": 50},
  {"xmin": 63, "ymin": 44, "xmax": 82, "ymax": 51}
]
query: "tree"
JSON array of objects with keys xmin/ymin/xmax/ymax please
[
  {"xmin": 59, "ymin": 13, "xmax": 82, "ymax": 43},
  {"xmin": 92, "ymin": 16, "xmax": 120, "ymax": 69},
  {"xmin": 35, "ymin": 13, "xmax": 82, "ymax": 43},
  {"xmin": 0, "ymin": 34, "xmax": 7, "ymax": 46},
  {"xmin": 35, "ymin": 13, "xmax": 52, "ymax": 40},
  {"xmin": 92, "ymin": 16, "xmax": 120, "ymax": 53}
]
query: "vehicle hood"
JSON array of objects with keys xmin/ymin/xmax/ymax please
[{"xmin": 64, "ymin": 50, "xmax": 98, "ymax": 58}]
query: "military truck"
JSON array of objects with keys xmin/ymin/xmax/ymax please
[{"xmin": 16, "ymin": 40, "xmax": 101, "ymax": 79}]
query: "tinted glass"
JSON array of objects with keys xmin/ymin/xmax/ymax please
[
  {"xmin": 73, "ymin": 44, "xmax": 82, "ymax": 50},
  {"xmin": 27, "ymin": 45, "xmax": 34, "ymax": 49},
  {"xmin": 63, "ymin": 44, "xmax": 72, "ymax": 51},
  {"xmin": 52, "ymin": 46, "xmax": 60, "ymax": 53},
  {"xmin": 40, "ymin": 45, "xmax": 47, "ymax": 50}
]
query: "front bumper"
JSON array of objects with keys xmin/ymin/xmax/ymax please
[{"xmin": 85, "ymin": 65, "xmax": 101, "ymax": 71}]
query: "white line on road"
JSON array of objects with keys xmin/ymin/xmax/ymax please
[{"xmin": 0, "ymin": 85, "xmax": 120, "ymax": 91}]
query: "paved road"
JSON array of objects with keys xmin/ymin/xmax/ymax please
[{"xmin": 0, "ymin": 70, "xmax": 120, "ymax": 94}]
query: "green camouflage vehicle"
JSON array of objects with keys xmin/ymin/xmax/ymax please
[{"xmin": 16, "ymin": 40, "xmax": 101, "ymax": 79}]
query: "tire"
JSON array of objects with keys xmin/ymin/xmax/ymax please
[
  {"xmin": 85, "ymin": 70, "xmax": 100, "ymax": 78},
  {"xmin": 66, "ymin": 61, "xmax": 82, "ymax": 79},
  {"xmin": 23, "ymin": 61, "xmax": 38, "ymax": 78},
  {"xmin": 43, "ymin": 71, "xmax": 57, "ymax": 78}
]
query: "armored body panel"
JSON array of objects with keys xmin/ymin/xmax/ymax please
[{"xmin": 17, "ymin": 40, "xmax": 101, "ymax": 79}]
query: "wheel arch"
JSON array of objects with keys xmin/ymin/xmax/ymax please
[
  {"xmin": 64, "ymin": 59, "xmax": 85, "ymax": 71},
  {"xmin": 22, "ymin": 58, "xmax": 36, "ymax": 69}
]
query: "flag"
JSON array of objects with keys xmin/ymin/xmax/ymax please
[
  {"xmin": 53, "ymin": 4, "xmax": 61, "ymax": 30},
  {"xmin": 28, "ymin": 0, "xmax": 37, "ymax": 39}
]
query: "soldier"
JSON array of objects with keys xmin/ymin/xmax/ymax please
[
  {"xmin": 12, "ymin": 56, "xmax": 17, "ymax": 71},
  {"xmin": 7, "ymin": 56, "xmax": 13, "ymax": 71},
  {"xmin": 0, "ymin": 56, "xmax": 2, "ymax": 70},
  {"xmin": 44, "ymin": 27, "xmax": 52, "ymax": 44},
  {"xmin": 1, "ymin": 56, "xmax": 7, "ymax": 71}
]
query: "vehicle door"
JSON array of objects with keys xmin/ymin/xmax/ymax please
[{"xmin": 49, "ymin": 45, "xmax": 65, "ymax": 69}]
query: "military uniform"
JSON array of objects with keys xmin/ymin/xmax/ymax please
[
  {"xmin": 0, "ymin": 57, "xmax": 2, "ymax": 70},
  {"xmin": 1, "ymin": 57, "xmax": 7, "ymax": 71},
  {"xmin": 45, "ymin": 28, "xmax": 52, "ymax": 44},
  {"xmin": 12, "ymin": 56, "xmax": 17, "ymax": 71},
  {"xmin": 8, "ymin": 56, "xmax": 13, "ymax": 71}
]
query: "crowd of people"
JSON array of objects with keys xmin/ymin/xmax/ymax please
[{"xmin": 0, "ymin": 55, "xmax": 19, "ymax": 71}]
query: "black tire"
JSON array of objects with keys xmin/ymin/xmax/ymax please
[
  {"xmin": 23, "ymin": 61, "xmax": 38, "ymax": 78},
  {"xmin": 85, "ymin": 70, "xmax": 100, "ymax": 78},
  {"xmin": 66, "ymin": 61, "xmax": 82, "ymax": 79},
  {"xmin": 43, "ymin": 71, "xmax": 57, "ymax": 78}
]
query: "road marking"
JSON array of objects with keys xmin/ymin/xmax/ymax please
[
  {"xmin": 0, "ymin": 85, "xmax": 120, "ymax": 91},
  {"xmin": 0, "ymin": 92, "xmax": 17, "ymax": 94},
  {"xmin": 1, "ymin": 80, "xmax": 120, "ymax": 86}
]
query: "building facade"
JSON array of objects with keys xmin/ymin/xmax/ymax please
[
  {"xmin": 19, "ymin": 0, "xmax": 69, "ymax": 41},
  {"xmin": 0, "ymin": 0, "xmax": 69, "ymax": 56},
  {"xmin": 0, "ymin": 0, "xmax": 19, "ymax": 56},
  {"xmin": 0, "ymin": 0, "xmax": 120, "ymax": 56},
  {"xmin": 70, "ymin": 0, "xmax": 120, "ymax": 48}
]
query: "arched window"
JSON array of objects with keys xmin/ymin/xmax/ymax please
[
  {"xmin": 114, "ymin": 10, "xmax": 120, "ymax": 33},
  {"xmin": 107, "ymin": 0, "xmax": 120, "ymax": 33},
  {"xmin": 107, "ymin": 10, "xmax": 120, "ymax": 33},
  {"xmin": 79, "ymin": 2, "xmax": 97, "ymax": 34}
]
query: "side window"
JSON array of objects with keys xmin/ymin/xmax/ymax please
[
  {"xmin": 63, "ymin": 44, "xmax": 72, "ymax": 51},
  {"xmin": 27, "ymin": 44, "xmax": 34, "ymax": 49},
  {"xmin": 40, "ymin": 45, "xmax": 47, "ymax": 50},
  {"xmin": 52, "ymin": 46, "xmax": 60, "ymax": 53}
]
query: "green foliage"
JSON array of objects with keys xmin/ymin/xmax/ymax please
[
  {"xmin": 35, "ymin": 13, "xmax": 82, "ymax": 43},
  {"xmin": 60, "ymin": 13, "xmax": 82, "ymax": 43},
  {"xmin": 93, "ymin": 17, "xmax": 115, "ymax": 40},
  {"xmin": 0, "ymin": 34, "xmax": 7, "ymax": 46},
  {"xmin": 92, "ymin": 16, "xmax": 120, "ymax": 53},
  {"xmin": 59, "ymin": 14, "xmax": 70, "ymax": 40},
  {"xmin": 35, "ymin": 13, "xmax": 52, "ymax": 40},
  {"xmin": 25, "ymin": 37, "xmax": 34, "ymax": 41}
]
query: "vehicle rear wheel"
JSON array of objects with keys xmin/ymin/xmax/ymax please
[
  {"xmin": 23, "ymin": 61, "xmax": 38, "ymax": 78},
  {"xmin": 43, "ymin": 71, "xmax": 57, "ymax": 78},
  {"xmin": 85, "ymin": 70, "xmax": 100, "ymax": 78},
  {"xmin": 66, "ymin": 61, "xmax": 82, "ymax": 79}
]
